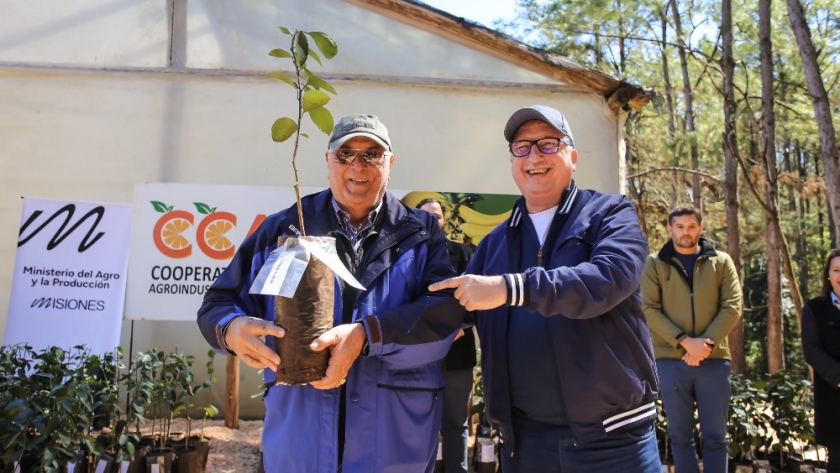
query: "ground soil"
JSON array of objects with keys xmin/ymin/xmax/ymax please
[{"xmin": 156, "ymin": 418, "xmax": 482, "ymax": 472}]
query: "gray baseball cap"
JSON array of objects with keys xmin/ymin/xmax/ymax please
[
  {"xmin": 503, "ymin": 105, "xmax": 575, "ymax": 147},
  {"xmin": 328, "ymin": 114, "xmax": 392, "ymax": 151}
]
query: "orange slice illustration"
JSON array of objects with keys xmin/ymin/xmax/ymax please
[
  {"xmin": 153, "ymin": 210, "xmax": 194, "ymax": 258},
  {"xmin": 197, "ymin": 211, "xmax": 237, "ymax": 260}
]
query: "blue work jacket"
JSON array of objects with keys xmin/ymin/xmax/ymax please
[
  {"xmin": 197, "ymin": 190, "xmax": 463, "ymax": 472},
  {"xmin": 467, "ymin": 188, "xmax": 659, "ymax": 450}
]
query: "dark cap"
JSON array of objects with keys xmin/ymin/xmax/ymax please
[
  {"xmin": 328, "ymin": 114, "xmax": 392, "ymax": 151},
  {"xmin": 503, "ymin": 105, "xmax": 575, "ymax": 147}
]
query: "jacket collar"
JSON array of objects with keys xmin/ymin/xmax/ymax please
[
  {"xmin": 508, "ymin": 180, "xmax": 579, "ymax": 228},
  {"xmin": 298, "ymin": 189, "xmax": 418, "ymax": 236},
  {"xmin": 658, "ymin": 237, "xmax": 717, "ymax": 262}
]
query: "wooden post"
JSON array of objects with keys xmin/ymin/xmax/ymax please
[{"xmin": 225, "ymin": 355, "xmax": 240, "ymax": 429}]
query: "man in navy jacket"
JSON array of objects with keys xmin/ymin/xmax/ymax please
[
  {"xmin": 198, "ymin": 114, "xmax": 464, "ymax": 472},
  {"xmin": 431, "ymin": 105, "xmax": 660, "ymax": 473}
]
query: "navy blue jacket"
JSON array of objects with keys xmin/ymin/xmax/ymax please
[
  {"xmin": 467, "ymin": 187, "xmax": 659, "ymax": 448},
  {"xmin": 197, "ymin": 189, "xmax": 464, "ymax": 473}
]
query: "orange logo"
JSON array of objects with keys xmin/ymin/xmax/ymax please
[{"xmin": 151, "ymin": 201, "xmax": 265, "ymax": 260}]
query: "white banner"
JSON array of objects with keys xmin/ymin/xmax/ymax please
[
  {"xmin": 126, "ymin": 183, "xmax": 316, "ymax": 321},
  {"xmin": 4, "ymin": 198, "xmax": 132, "ymax": 354},
  {"xmin": 126, "ymin": 183, "xmax": 414, "ymax": 321}
]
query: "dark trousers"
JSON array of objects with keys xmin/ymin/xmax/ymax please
[
  {"xmin": 656, "ymin": 358, "xmax": 731, "ymax": 473},
  {"xmin": 500, "ymin": 422, "xmax": 660, "ymax": 473},
  {"xmin": 440, "ymin": 368, "xmax": 473, "ymax": 473}
]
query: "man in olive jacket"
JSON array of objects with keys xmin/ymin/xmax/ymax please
[{"xmin": 641, "ymin": 205, "xmax": 742, "ymax": 473}]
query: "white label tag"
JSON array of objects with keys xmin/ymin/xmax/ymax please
[
  {"xmin": 120, "ymin": 461, "xmax": 130, "ymax": 473},
  {"xmin": 151, "ymin": 464, "xmax": 160, "ymax": 473},
  {"xmin": 94, "ymin": 459, "xmax": 108, "ymax": 473},
  {"xmin": 13, "ymin": 462, "xmax": 20, "ymax": 473},
  {"xmin": 67, "ymin": 462, "xmax": 75, "ymax": 473},
  {"xmin": 480, "ymin": 443, "xmax": 494, "ymax": 462},
  {"xmin": 436, "ymin": 438, "xmax": 443, "ymax": 460}
]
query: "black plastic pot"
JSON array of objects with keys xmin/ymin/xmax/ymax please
[
  {"xmin": 91, "ymin": 452, "xmax": 115, "ymax": 473},
  {"xmin": 173, "ymin": 446, "xmax": 201, "ymax": 473},
  {"xmin": 273, "ymin": 236, "xmax": 334, "ymax": 385},
  {"xmin": 146, "ymin": 448, "xmax": 176, "ymax": 473}
]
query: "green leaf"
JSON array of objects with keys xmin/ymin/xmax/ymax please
[
  {"xmin": 268, "ymin": 48, "xmax": 292, "ymax": 59},
  {"xmin": 193, "ymin": 202, "xmax": 213, "ymax": 215},
  {"xmin": 309, "ymin": 107, "xmax": 334, "ymax": 134},
  {"xmin": 301, "ymin": 133, "xmax": 309, "ymax": 138},
  {"xmin": 278, "ymin": 26, "xmax": 291, "ymax": 35},
  {"xmin": 150, "ymin": 201, "xmax": 169, "ymax": 213},
  {"xmin": 268, "ymin": 71, "xmax": 297, "ymax": 89},
  {"xmin": 308, "ymin": 32, "xmax": 338, "ymax": 59},
  {"xmin": 271, "ymin": 117, "xmax": 298, "ymax": 143},
  {"xmin": 305, "ymin": 71, "xmax": 337, "ymax": 95},
  {"xmin": 308, "ymin": 48, "xmax": 322, "ymax": 66},
  {"xmin": 166, "ymin": 205, "xmax": 174, "ymax": 212},
  {"xmin": 302, "ymin": 89, "xmax": 330, "ymax": 112},
  {"xmin": 293, "ymin": 32, "xmax": 309, "ymax": 66}
]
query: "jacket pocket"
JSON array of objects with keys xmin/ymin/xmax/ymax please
[{"xmin": 377, "ymin": 361, "xmax": 444, "ymax": 392}]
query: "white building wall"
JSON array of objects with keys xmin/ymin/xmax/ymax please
[{"xmin": 0, "ymin": 0, "xmax": 623, "ymax": 418}]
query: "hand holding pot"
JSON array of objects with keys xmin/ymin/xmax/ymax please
[
  {"xmin": 309, "ymin": 322, "xmax": 367, "ymax": 390},
  {"xmin": 225, "ymin": 316, "xmax": 285, "ymax": 371}
]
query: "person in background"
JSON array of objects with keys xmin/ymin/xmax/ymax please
[
  {"xmin": 431, "ymin": 105, "xmax": 660, "ymax": 473},
  {"xmin": 802, "ymin": 248, "xmax": 840, "ymax": 473},
  {"xmin": 641, "ymin": 205, "xmax": 742, "ymax": 473},
  {"xmin": 417, "ymin": 197, "xmax": 475, "ymax": 473},
  {"xmin": 197, "ymin": 114, "xmax": 464, "ymax": 473}
]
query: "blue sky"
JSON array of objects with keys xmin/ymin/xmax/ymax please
[{"xmin": 420, "ymin": 0, "xmax": 521, "ymax": 28}]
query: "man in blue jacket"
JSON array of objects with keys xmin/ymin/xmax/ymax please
[
  {"xmin": 431, "ymin": 105, "xmax": 660, "ymax": 473},
  {"xmin": 197, "ymin": 114, "xmax": 464, "ymax": 473}
]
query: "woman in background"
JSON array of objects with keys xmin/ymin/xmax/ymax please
[{"xmin": 802, "ymin": 248, "xmax": 840, "ymax": 473}]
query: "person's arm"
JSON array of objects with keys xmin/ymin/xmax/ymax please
[
  {"xmin": 801, "ymin": 302, "xmax": 840, "ymax": 387},
  {"xmin": 516, "ymin": 195, "xmax": 648, "ymax": 318},
  {"xmin": 196, "ymin": 223, "xmax": 283, "ymax": 371},
  {"xmin": 314, "ymin": 213, "xmax": 465, "ymax": 371},
  {"xmin": 698, "ymin": 253, "xmax": 742, "ymax": 344},
  {"xmin": 642, "ymin": 255, "xmax": 689, "ymax": 348}
]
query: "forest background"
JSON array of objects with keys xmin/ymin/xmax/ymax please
[{"xmin": 494, "ymin": 0, "xmax": 840, "ymax": 378}]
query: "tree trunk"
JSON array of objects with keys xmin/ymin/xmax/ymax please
[
  {"xmin": 669, "ymin": 0, "xmax": 701, "ymax": 210},
  {"xmin": 787, "ymin": 0, "xmax": 840, "ymax": 248},
  {"xmin": 721, "ymin": 0, "xmax": 745, "ymax": 376},
  {"xmin": 760, "ymin": 0, "xmax": 784, "ymax": 374},
  {"xmin": 659, "ymin": 7, "xmax": 679, "ymax": 208}
]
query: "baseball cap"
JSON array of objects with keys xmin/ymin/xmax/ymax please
[
  {"xmin": 503, "ymin": 105, "xmax": 575, "ymax": 147},
  {"xmin": 328, "ymin": 114, "xmax": 392, "ymax": 151}
]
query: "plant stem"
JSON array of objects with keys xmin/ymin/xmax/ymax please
[{"xmin": 290, "ymin": 32, "xmax": 306, "ymax": 236}]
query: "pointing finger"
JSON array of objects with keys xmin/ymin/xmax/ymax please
[{"xmin": 429, "ymin": 277, "xmax": 464, "ymax": 292}]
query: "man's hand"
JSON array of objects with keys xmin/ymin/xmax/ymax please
[
  {"xmin": 679, "ymin": 337, "xmax": 714, "ymax": 364},
  {"xmin": 682, "ymin": 353, "xmax": 704, "ymax": 367},
  {"xmin": 429, "ymin": 275, "xmax": 507, "ymax": 311},
  {"xmin": 225, "ymin": 317, "xmax": 284, "ymax": 371},
  {"xmin": 309, "ymin": 323, "xmax": 367, "ymax": 390}
]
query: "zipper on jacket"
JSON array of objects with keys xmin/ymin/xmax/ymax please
[{"xmin": 537, "ymin": 247, "xmax": 544, "ymax": 267}]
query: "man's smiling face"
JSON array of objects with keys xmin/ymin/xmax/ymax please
[
  {"xmin": 510, "ymin": 119, "xmax": 577, "ymax": 213},
  {"xmin": 326, "ymin": 136, "xmax": 394, "ymax": 218}
]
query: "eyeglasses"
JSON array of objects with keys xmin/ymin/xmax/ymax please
[
  {"xmin": 332, "ymin": 148, "xmax": 392, "ymax": 166},
  {"xmin": 509, "ymin": 137, "xmax": 573, "ymax": 157}
]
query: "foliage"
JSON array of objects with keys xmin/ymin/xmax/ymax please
[
  {"xmin": 268, "ymin": 27, "xmax": 339, "ymax": 235},
  {"xmin": 759, "ymin": 370, "xmax": 814, "ymax": 462},
  {"xmin": 0, "ymin": 345, "xmax": 122, "ymax": 472},
  {"xmin": 727, "ymin": 374, "xmax": 770, "ymax": 463},
  {"xmin": 0, "ymin": 345, "xmax": 217, "ymax": 471}
]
